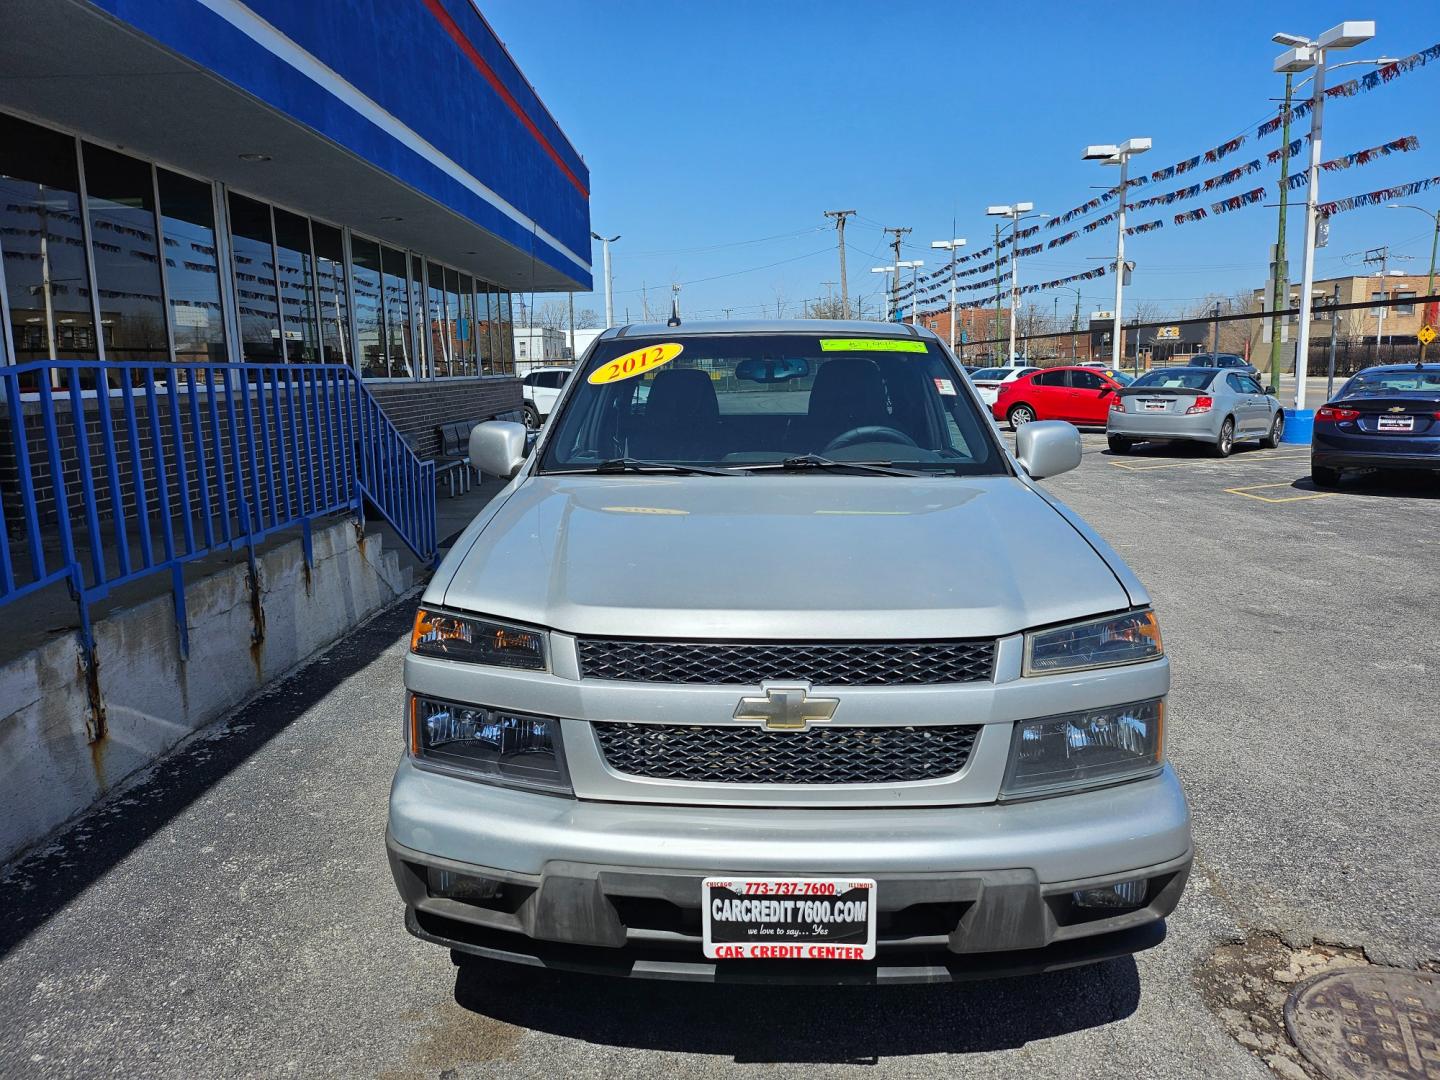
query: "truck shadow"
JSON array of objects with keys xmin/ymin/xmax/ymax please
[{"xmin": 451, "ymin": 954, "xmax": 1141, "ymax": 1062}]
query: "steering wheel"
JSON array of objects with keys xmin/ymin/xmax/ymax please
[{"xmin": 822, "ymin": 425, "xmax": 918, "ymax": 453}]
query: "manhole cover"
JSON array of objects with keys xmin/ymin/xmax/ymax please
[{"xmin": 1285, "ymin": 969, "xmax": 1440, "ymax": 1079}]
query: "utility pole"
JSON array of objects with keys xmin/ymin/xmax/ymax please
[
  {"xmin": 1325, "ymin": 281, "xmax": 1341, "ymax": 398},
  {"xmin": 1073, "ymin": 288, "xmax": 1081, "ymax": 361},
  {"xmin": 822, "ymin": 279, "xmax": 836, "ymax": 315},
  {"xmin": 993, "ymin": 222, "xmax": 1003, "ymax": 363},
  {"xmin": 1211, "ymin": 301, "xmax": 1222, "ymax": 354},
  {"xmin": 884, "ymin": 227, "xmax": 911, "ymax": 323},
  {"xmin": 1365, "ymin": 246, "xmax": 1390, "ymax": 355},
  {"xmin": 641, "ymin": 281, "xmax": 651, "ymax": 323},
  {"xmin": 824, "ymin": 210, "xmax": 855, "ymax": 317},
  {"xmin": 567, "ymin": 291, "xmax": 575, "ymax": 359},
  {"xmin": 1268, "ymin": 73, "xmax": 1295, "ymax": 397}
]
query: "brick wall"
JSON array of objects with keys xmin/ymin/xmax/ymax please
[{"xmin": 368, "ymin": 376, "xmax": 522, "ymax": 458}]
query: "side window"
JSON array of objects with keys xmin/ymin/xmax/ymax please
[
  {"xmin": 1033, "ymin": 370, "xmax": 1067, "ymax": 387},
  {"xmin": 523, "ymin": 372, "xmax": 539, "ymax": 386},
  {"xmin": 1226, "ymin": 373, "xmax": 1247, "ymax": 394},
  {"xmin": 1240, "ymin": 376, "xmax": 1264, "ymax": 394},
  {"xmin": 1070, "ymin": 370, "xmax": 1104, "ymax": 390}
]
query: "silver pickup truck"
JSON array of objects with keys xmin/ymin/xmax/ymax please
[{"xmin": 387, "ymin": 320, "xmax": 1191, "ymax": 983}]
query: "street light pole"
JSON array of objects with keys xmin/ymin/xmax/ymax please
[
  {"xmin": 1268, "ymin": 73, "xmax": 1295, "ymax": 396},
  {"xmin": 869, "ymin": 266, "xmax": 894, "ymax": 322},
  {"xmin": 930, "ymin": 238, "xmax": 966, "ymax": 348},
  {"xmin": 1083, "ymin": 138, "xmax": 1152, "ymax": 371},
  {"xmin": 896, "ymin": 260, "xmax": 924, "ymax": 326},
  {"xmin": 591, "ymin": 231, "xmax": 620, "ymax": 328},
  {"xmin": 986, "ymin": 203, "xmax": 1040, "ymax": 363},
  {"xmin": 1274, "ymin": 21, "xmax": 1375, "ymax": 421}
]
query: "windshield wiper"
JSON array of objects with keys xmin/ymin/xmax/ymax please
[
  {"xmin": 749, "ymin": 454, "xmax": 927, "ymax": 478},
  {"xmin": 547, "ymin": 456, "xmax": 738, "ymax": 477}
]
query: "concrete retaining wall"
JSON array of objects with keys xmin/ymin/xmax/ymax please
[{"xmin": 0, "ymin": 517, "xmax": 411, "ymax": 864}]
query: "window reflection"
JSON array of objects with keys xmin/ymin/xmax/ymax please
[
  {"xmin": 476, "ymin": 280, "xmax": 494, "ymax": 375},
  {"xmin": 498, "ymin": 291, "xmax": 515, "ymax": 375},
  {"xmin": 457, "ymin": 272, "xmax": 476, "ymax": 376},
  {"xmin": 381, "ymin": 245, "xmax": 412, "ymax": 378},
  {"xmin": 82, "ymin": 143, "xmax": 168, "ymax": 364},
  {"xmin": 427, "ymin": 260, "xmax": 450, "ymax": 377},
  {"xmin": 0, "ymin": 113, "xmax": 98, "ymax": 362},
  {"xmin": 409, "ymin": 254, "xmax": 426, "ymax": 378},
  {"xmin": 442, "ymin": 265, "xmax": 463, "ymax": 377},
  {"xmin": 273, "ymin": 208, "xmax": 320, "ymax": 362},
  {"xmin": 312, "ymin": 222, "xmax": 349, "ymax": 366},
  {"xmin": 351, "ymin": 235, "xmax": 385, "ymax": 377},
  {"xmin": 157, "ymin": 168, "xmax": 225, "ymax": 364},
  {"xmin": 227, "ymin": 193, "xmax": 281, "ymax": 362}
]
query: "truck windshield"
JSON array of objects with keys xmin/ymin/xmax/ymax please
[{"xmin": 539, "ymin": 333, "xmax": 1007, "ymax": 475}]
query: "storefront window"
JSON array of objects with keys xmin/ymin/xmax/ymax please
[
  {"xmin": 457, "ymin": 272, "xmax": 475, "ymax": 376},
  {"xmin": 157, "ymin": 169, "xmax": 226, "ymax": 364},
  {"xmin": 409, "ymin": 254, "xmax": 426, "ymax": 377},
  {"xmin": 442, "ymin": 266, "xmax": 463, "ymax": 376},
  {"xmin": 427, "ymin": 260, "xmax": 450, "ymax": 377},
  {"xmin": 476, "ymin": 280, "xmax": 495, "ymax": 375},
  {"xmin": 273, "ymin": 208, "xmax": 320, "ymax": 362},
  {"xmin": 381, "ymin": 245, "xmax": 412, "ymax": 378},
  {"xmin": 227, "ymin": 193, "xmax": 281, "ymax": 362},
  {"xmin": 351, "ymin": 236, "xmax": 385, "ymax": 377},
  {"xmin": 498, "ymin": 291, "xmax": 515, "ymax": 375},
  {"xmin": 0, "ymin": 112, "xmax": 97, "ymax": 362},
  {"xmin": 312, "ymin": 223, "xmax": 349, "ymax": 366},
  {"xmin": 82, "ymin": 143, "xmax": 167, "ymax": 364}
]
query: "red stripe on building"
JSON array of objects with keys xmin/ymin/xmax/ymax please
[{"xmin": 420, "ymin": 0, "xmax": 589, "ymax": 199}]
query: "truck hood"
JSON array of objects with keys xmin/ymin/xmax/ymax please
[{"xmin": 440, "ymin": 475, "xmax": 1131, "ymax": 639}]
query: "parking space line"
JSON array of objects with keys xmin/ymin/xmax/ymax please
[
  {"xmin": 1109, "ymin": 451, "xmax": 1309, "ymax": 472},
  {"xmin": 1224, "ymin": 482, "xmax": 1339, "ymax": 503}
]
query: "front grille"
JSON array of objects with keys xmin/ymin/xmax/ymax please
[
  {"xmin": 575, "ymin": 638, "xmax": 996, "ymax": 685},
  {"xmin": 592, "ymin": 722, "xmax": 981, "ymax": 785}
]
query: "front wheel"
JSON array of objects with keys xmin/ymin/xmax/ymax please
[
  {"xmin": 1311, "ymin": 462, "xmax": 1340, "ymax": 487},
  {"xmin": 521, "ymin": 404, "xmax": 541, "ymax": 432},
  {"xmin": 1260, "ymin": 411, "xmax": 1284, "ymax": 449},
  {"xmin": 1007, "ymin": 404, "xmax": 1035, "ymax": 430},
  {"xmin": 1107, "ymin": 435, "xmax": 1133, "ymax": 454},
  {"xmin": 1212, "ymin": 417, "xmax": 1235, "ymax": 457}
]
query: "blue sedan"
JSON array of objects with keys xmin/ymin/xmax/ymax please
[{"xmin": 1311, "ymin": 363, "xmax": 1440, "ymax": 486}]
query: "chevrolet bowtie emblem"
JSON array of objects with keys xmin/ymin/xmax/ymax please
[
  {"xmin": 733, "ymin": 682, "xmax": 839, "ymax": 732},
  {"xmin": 1388, "ymin": 406, "xmax": 1405, "ymax": 413}
]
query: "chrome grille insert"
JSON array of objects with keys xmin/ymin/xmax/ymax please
[
  {"xmin": 592, "ymin": 722, "xmax": 981, "ymax": 785},
  {"xmin": 575, "ymin": 638, "xmax": 996, "ymax": 685}
]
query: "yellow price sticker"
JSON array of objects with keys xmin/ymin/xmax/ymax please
[
  {"xmin": 588, "ymin": 342, "xmax": 684, "ymax": 384},
  {"xmin": 819, "ymin": 338, "xmax": 927, "ymax": 353}
]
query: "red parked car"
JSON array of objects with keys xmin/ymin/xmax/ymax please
[{"xmin": 992, "ymin": 366, "xmax": 1127, "ymax": 429}]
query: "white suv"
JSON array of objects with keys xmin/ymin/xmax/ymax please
[{"xmin": 520, "ymin": 367, "xmax": 572, "ymax": 429}]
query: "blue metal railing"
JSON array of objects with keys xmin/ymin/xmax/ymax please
[{"xmin": 0, "ymin": 360, "xmax": 435, "ymax": 685}]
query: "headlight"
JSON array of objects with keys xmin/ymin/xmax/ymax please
[
  {"xmin": 1023, "ymin": 609, "xmax": 1162, "ymax": 676},
  {"xmin": 409, "ymin": 694, "xmax": 571, "ymax": 795},
  {"xmin": 1001, "ymin": 698, "xmax": 1164, "ymax": 799},
  {"xmin": 411, "ymin": 608, "xmax": 547, "ymax": 670}
]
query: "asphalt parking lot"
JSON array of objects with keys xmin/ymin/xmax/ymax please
[{"xmin": 1, "ymin": 433, "xmax": 1436, "ymax": 1079}]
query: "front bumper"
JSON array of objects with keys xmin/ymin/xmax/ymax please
[{"xmin": 387, "ymin": 763, "xmax": 1192, "ymax": 982}]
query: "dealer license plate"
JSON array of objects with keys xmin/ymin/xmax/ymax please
[
  {"xmin": 702, "ymin": 877, "xmax": 877, "ymax": 961},
  {"xmin": 1377, "ymin": 415, "xmax": 1414, "ymax": 431},
  {"xmin": 1144, "ymin": 400, "xmax": 1168, "ymax": 411}
]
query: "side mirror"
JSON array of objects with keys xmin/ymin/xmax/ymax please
[
  {"xmin": 1263, "ymin": 384, "xmax": 1277, "ymax": 395},
  {"xmin": 469, "ymin": 421, "xmax": 528, "ymax": 480},
  {"xmin": 1015, "ymin": 420, "xmax": 1082, "ymax": 480}
]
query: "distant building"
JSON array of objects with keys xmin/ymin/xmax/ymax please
[
  {"xmin": 1250, "ymin": 274, "xmax": 1431, "ymax": 349},
  {"xmin": 513, "ymin": 325, "xmax": 569, "ymax": 375}
]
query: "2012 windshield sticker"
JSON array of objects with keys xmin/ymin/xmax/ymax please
[
  {"xmin": 819, "ymin": 338, "xmax": 927, "ymax": 353},
  {"xmin": 588, "ymin": 342, "xmax": 684, "ymax": 384}
]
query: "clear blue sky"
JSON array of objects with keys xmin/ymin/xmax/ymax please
[{"xmin": 485, "ymin": 1, "xmax": 1440, "ymax": 324}]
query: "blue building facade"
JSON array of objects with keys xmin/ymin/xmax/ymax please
[{"xmin": 0, "ymin": 0, "xmax": 589, "ymax": 414}]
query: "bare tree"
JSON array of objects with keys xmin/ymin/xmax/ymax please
[
  {"xmin": 574, "ymin": 307, "xmax": 600, "ymax": 329},
  {"xmin": 535, "ymin": 300, "xmax": 569, "ymax": 331},
  {"xmin": 805, "ymin": 295, "xmax": 848, "ymax": 320}
]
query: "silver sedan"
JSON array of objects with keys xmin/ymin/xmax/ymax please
[{"xmin": 1107, "ymin": 367, "xmax": 1284, "ymax": 456}]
